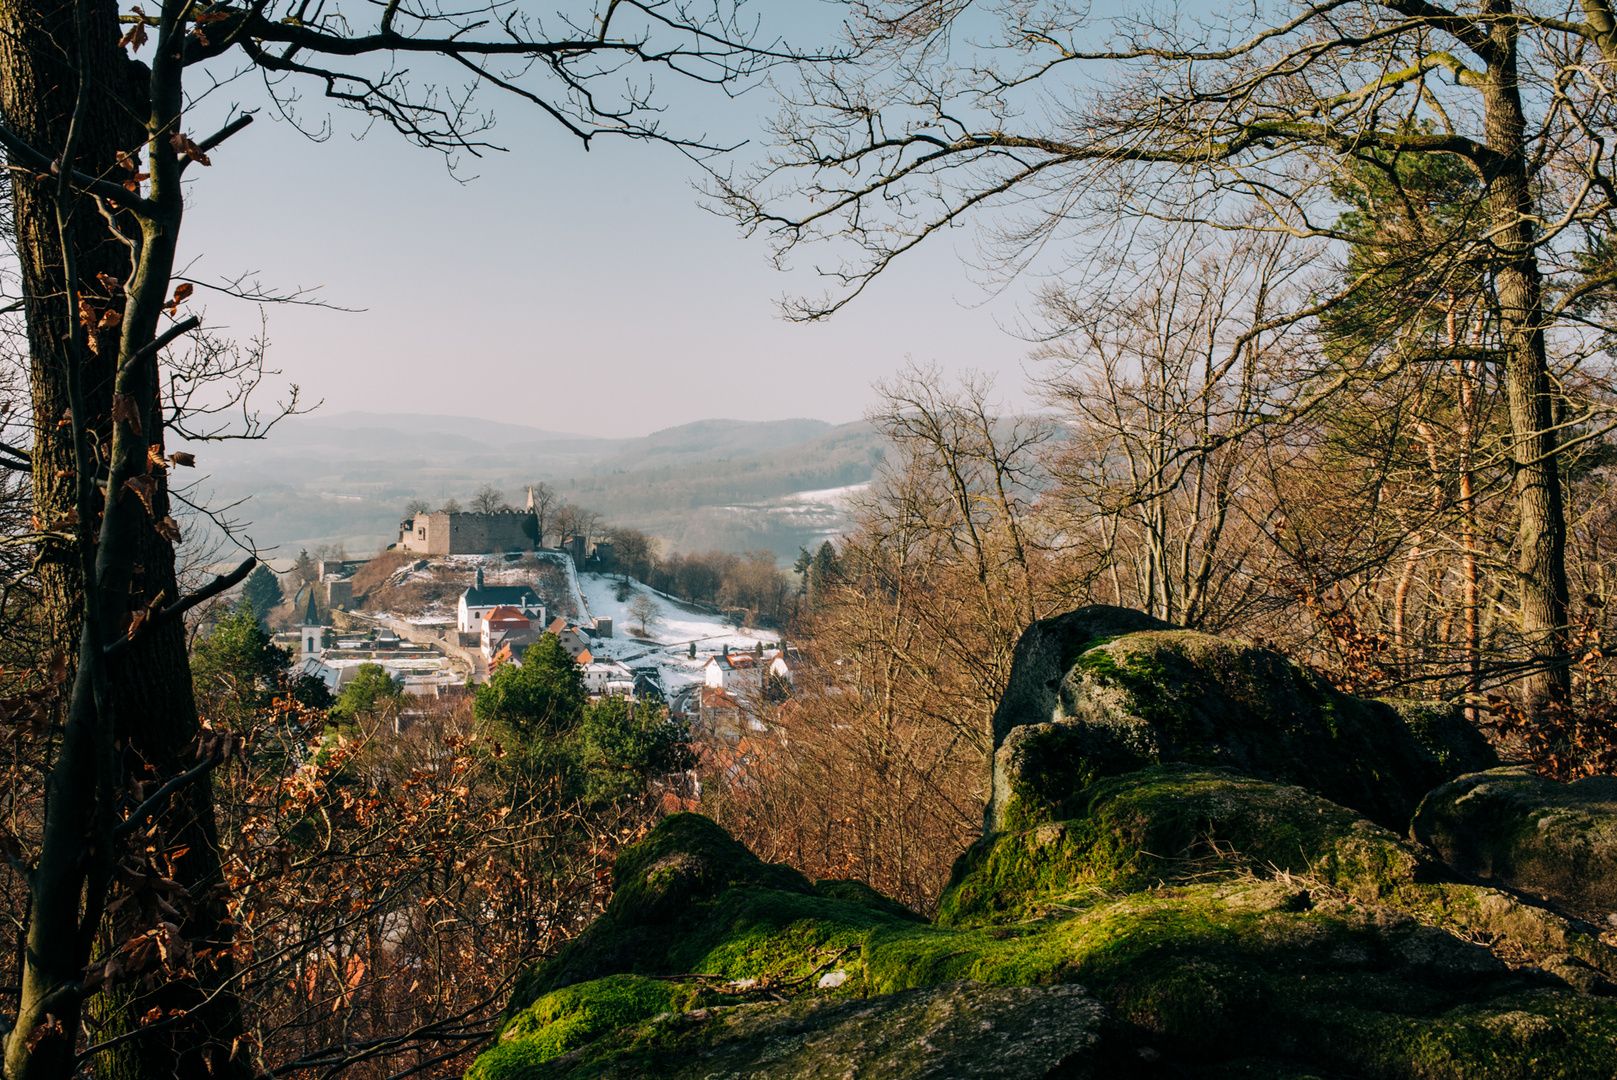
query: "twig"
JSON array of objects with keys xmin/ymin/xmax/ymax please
[
  {"xmin": 112, "ymin": 756, "xmax": 223, "ymax": 840},
  {"xmin": 118, "ymin": 315, "xmax": 201, "ymax": 375},
  {"xmin": 104, "ymin": 555, "xmax": 255, "ymax": 657}
]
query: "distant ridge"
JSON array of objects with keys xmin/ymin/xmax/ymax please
[
  {"xmin": 291, "ymin": 412, "xmax": 596, "ymax": 447},
  {"xmin": 176, "ymin": 412, "xmax": 877, "ymax": 559}
]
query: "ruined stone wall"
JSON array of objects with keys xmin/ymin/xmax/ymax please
[{"xmin": 400, "ymin": 511, "xmax": 534, "ymax": 555}]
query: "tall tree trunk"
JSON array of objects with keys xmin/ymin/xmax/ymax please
[
  {"xmin": 1481, "ymin": 3, "xmax": 1570, "ymax": 708},
  {"xmin": 0, "ymin": 1, "xmax": 244, "ymax": 1076}
]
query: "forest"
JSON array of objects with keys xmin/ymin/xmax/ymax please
[{"xmin": 4, "ymin": 0, "xmax": 1617, "ymax": 1077}]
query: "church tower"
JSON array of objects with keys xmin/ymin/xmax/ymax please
[{"xmin": 299, "ymin": 588, "xmax": 323, "ymax": 659}]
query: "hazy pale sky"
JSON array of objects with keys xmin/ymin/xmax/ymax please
[{"xmin": 175, "ymin": 10, "xmax": 1047, "ymax": 439}]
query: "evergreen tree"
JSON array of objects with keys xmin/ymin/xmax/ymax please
[
  {"xmin": 192, "ymin": 599, "xmax": 292, "ymax": 712},
  {"xmin": 792, "ymin": 546, "xmax": 815, "ymax": 594},
  {"xmin": 808, "ymin": 540, "xmax": 842, "ymax": 609},
  {"xmin": 474, "ymin": 632, "xmax": 588, "ymax": 738},
  {"xmin": 576, "ymin": 697, "xmax": 694, "ymax": 803},
  {"xmin": 290, "ymin": 674, "xmax": 336, "ymax": 710},
  {"xmin": 293, "ymin": 549, "xmax": 318, "ymax": 587},
  {"xmin": 243, "ymin": 565, "xmax": 284, "ymax": 621},
  {"xmin": 331, "ymin": 663, "xmax": 402, "ymax": 722}
]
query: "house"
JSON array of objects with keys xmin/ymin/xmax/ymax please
[
  {"xmin": 703, "ymin": 651, "xmax": 771, "ymax": 693},
  {"xmin": 458, "ymin": 568, "xmax": 545, "ymax": 632},
  {"xmin": 481, "ymin": 606, "xmax": 535, "ymax": 658},
  {"xmin": 581, "ymin": 659, "xmax": 635, "ymax": 696},
  {"xmin": 294, "ymin": 655, "xmax": 342, "ymax": 693},
  {"xmin": 556, "ymin": 625, "xmax": 594, "ymax": 661},
  {"xmin": 632, "ymin": 668, "xmax": 664, "ymax": 701},
  {"xmin": 768, "ymin": 649, "xmax": 803, "ymax": 682},
  {"xmin": 488, "ymin": 626, "xmax": 544, "ymax": 667}
]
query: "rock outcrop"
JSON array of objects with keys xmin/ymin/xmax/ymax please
[
  {"xmin": 986, "ymin": 607, "xmax": 1497, "ymax": 832},
  {"xmin": 471, "ymin": 611, "xmax": 1617, "ymax": 1080},
  {"xmin": 1414, "ymin": 766, "xmax": 1617, "ymax": 928}
]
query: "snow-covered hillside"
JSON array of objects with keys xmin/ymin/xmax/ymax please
[
  {"xmin": 369, "ymin": 554, "xmax": 781, "ymax": 695},
  {"xmin": 573, "ymin": 572, "xmax": 778, "ymax": 694}
]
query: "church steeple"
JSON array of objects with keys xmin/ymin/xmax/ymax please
[{"xmin": 299, "ymin": 588, "xmax": 323, "ymax": 660}]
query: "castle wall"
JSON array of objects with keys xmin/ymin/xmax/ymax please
[{"xmin": 399, "ymin": 511, "xmax": 534, "ymax": 555}]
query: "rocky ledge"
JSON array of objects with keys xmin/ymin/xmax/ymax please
[{"xmin": 470, "ymin": 607, "xmax": 1617, "ymax": 1079}]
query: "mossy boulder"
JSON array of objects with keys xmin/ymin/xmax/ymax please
[
  {"xmin": 988, "ymin": 605, "xmax": 1175, "ymax": 748},
  {"xmin": 1413, "ymin": 766, "xmax": 1617, "ymax": 928},
  {"xmin": 494, "ymin": 813, "xmax": 926, "ymax": 1043},
  {"xmin": 475, "ymin": 772, "xmax": 1617, "ymax": 1080},
  {"xmin": 474, "ymin": 980, "xmax": 1132, "ymax": 1080},
  {"xmin": 987, "ymin": 620, "xmax": 1496, "ymax": 832},
  {"xmin": 474, "ymin": 609, "xmax": 1608, "ymax": 1079}
]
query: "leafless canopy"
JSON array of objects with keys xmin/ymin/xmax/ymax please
[{"xmin": 162, "ymin": 0, "xmax": 838, "ymax": 158}]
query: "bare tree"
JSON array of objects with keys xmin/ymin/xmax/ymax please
[
  {"xmin": 719, "ymin": 0, "xmax": 1617, "ymax": 707},
  {"xmin": 471, "ymin": 484, "xmax": 507, "ymax": 514},
  {"xmin": 0, "ymin": 0, "xmax": 826, "ymax": 1074},
  {"xmin": 528, "ymin": 481, "xmax": 560, "ymax": 547},
  {"xmin": 1037, "ymin": 228, "xmax": 1313, "ymax": 631},
  {"xmin": 627, "ymin": 593, "xmax": 662, "ymax": 637},
  {"xmin": 554, "ymin": 504, "xmax": 602, "ymax": 547}
]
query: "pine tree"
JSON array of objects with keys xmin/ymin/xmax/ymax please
[
  {"xmin": 242, "ymin": 565, "xmax": 284, "ymax": 622},
  {"xmin": 808, "ymin": 541, "xmax": 842, "ymax": 609}
]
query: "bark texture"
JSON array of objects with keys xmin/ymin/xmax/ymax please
[{"xmin": 0, "ymin": 1, "xmax": 242, "ymax": 1076}]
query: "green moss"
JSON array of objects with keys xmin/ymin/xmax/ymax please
[
  {"xmin": 1036, "ymin": 631, "xmax": 1497, "ymax": 832},
  {"xmin": 1309, "ymin": 991, "xmax": 1617, "ymax": 1078},
  {"xmin": 813, "ymin": 878, "xmax": 927, "ymax": 922},
  {"xmin": 483, "ymin": 975, "xmax": 681, "ymax": 1070},
  {"xmin": 943, "ymin": 767, "xmax": 1424, "ymax": 925},
  {"xmin": 479, "ymin": 782, "xmax": 1617, "ymax": 1080},
  {"xmin": 1058, "ymin": 631, "xmax": 1124, "ymax": 676}
]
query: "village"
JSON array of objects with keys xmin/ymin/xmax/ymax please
[{"xmin": 273, "ymin": 492, "xmax": 802, "ymax": 749}]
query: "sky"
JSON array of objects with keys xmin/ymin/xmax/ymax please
[{"xmin": 173, "ymin": 7, "xmax": 1051, "ymax": 439}]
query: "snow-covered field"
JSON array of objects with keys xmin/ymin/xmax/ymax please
[
  {"xmin": 573, "ymin": 572, "xmax": 778, "ymax": 692},
  {"xmin": 786, "ymin": 482, "xmax": 870, "ymax": 505}
]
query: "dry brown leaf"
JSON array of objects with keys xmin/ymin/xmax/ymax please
[
  {"xmin": 111, "ymin": 394, "xmax": 142, "ymax": 436},
  {"xmin": 119, "ymin": 15, "xmax": 149, "ymax": 51},
  {"xmin": 168, "ymin": 132, "xmax": 211, "ymax": 167},
  {"xmin": 123, "ymin": 474, "xmax": 157, "ymax": 515}
]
